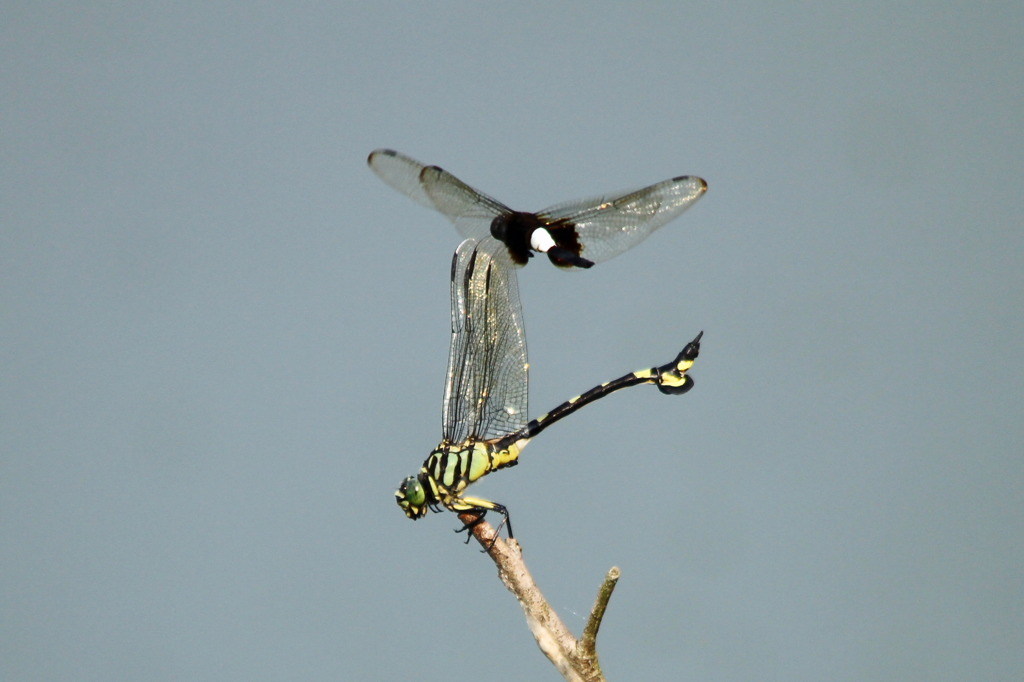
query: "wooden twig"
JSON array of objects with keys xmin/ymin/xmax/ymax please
[
  {"xmin": 580, "ymin": 567, "xmax": 620, "ymax": 660},
  {"xmin": 458, "ymin": 512, "xmax": 620, "ymax": 682}
]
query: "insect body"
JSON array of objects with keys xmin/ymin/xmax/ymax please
[
  {"xmin": 395, "ymin": 237, "xmax": 702, "ymax": 538},
  {"xmin": 368, "ymin": 149, "xmax": 707, "ymax": 269}
]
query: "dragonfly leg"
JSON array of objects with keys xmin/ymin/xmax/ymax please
[
  {"xmin": 451, "ymin": 496, "xmax": 513, "ymax": 548},
  {"xmin": 454, "ymin": 511, "xmax": 486, "ymax": 543}
]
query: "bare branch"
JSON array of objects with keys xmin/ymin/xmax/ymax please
[
  {"xmin": 579, "ymin": 567, "xmax": 620, "ymax": 657},
  {"xmin": 459, "ymin": 512, "xmax": 617, "ymax": 682}
]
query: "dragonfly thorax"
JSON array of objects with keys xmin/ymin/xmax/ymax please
[
  {"xmin": 489, "ymin": 211, "xmax": 540, "ymax": 265},
  {"xmin": 490, "ymin": 212, "xmax": 593, "ymax": 269}
]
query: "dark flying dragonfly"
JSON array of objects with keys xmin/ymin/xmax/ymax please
[{"xmin": 368, "ymin": 148, "xmax": 707, "ymax": 269}]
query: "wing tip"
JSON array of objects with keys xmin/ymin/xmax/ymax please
[
  {"xmin": 367, "ymin": 148, "xmax": 399, "ymax": 165},
  {"xmin": 671, "ymin": 175, "xmax": 708, "ymax": 192}
]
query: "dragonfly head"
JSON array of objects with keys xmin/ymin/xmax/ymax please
[{"xmin": 395, "ymin": 475, "xmax": 429, "ymax": 520}]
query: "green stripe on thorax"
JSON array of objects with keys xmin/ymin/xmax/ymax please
[{"xmin": 425, "ymin": 439, "xmax": 524, "ymax": 497}]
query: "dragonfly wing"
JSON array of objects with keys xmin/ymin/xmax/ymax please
[
  {"xmin": 442, "ymin": 238, "xmax": 529, "ymax": 444},
  {"xmin": 368, "ymin": 149, "xmax": 512, "ymax": 240},
  {"xmin": 537, "ymin": 175, "xmax": 707, "ymax": 264}
]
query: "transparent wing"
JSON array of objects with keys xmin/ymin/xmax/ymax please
[
  {"xmin": 367, "ymin": 149, "xmax": 511, "ymax": 241},
  {"xmin": 537, "ymin": 175, "xmax": 707, "ymax": 264},
  {"xmin": 442, "ymin": 238, "xmax": 529, "ymax": 444}
]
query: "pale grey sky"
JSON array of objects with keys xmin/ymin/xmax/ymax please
[{"xmin": 3, "ymin": 3, "xmax": 1022, "ymax": 680}]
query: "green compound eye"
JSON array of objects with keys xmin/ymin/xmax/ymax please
[
  {"xmin": 404, "ymin": 477, "xmax": 425, "ymax": 506},
  {"xmin": 398, "ymin": 477, "xmax": 425, "ymax": 507}
]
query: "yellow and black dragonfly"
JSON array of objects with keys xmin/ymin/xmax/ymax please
[
  {"xmin": 395, "ymin": 237, "xmax": 702, "ymax": 539},
  {"xmin": 368, "ymin": 149, "xmax": 707, "ymax": 270}
]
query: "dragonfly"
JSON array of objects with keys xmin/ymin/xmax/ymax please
[
  {"xmin": 396, "ymin": 237, "xmax": 703, "ymax": 540},
  {"xmin": 368, "ymin": 148, "xmax": 707, "ymax": 270}
]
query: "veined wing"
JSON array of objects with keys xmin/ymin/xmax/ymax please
[
  {"xmin": 442, "ymin": 238, "xmax": 529, "ymax": 445},
  {"xmin": 367, "ymin": 149, "xmax": 510, "ymax": 241},
  {"xmin": 536, "ymin": 175, "xmax": 707, "ymax": 264}
]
